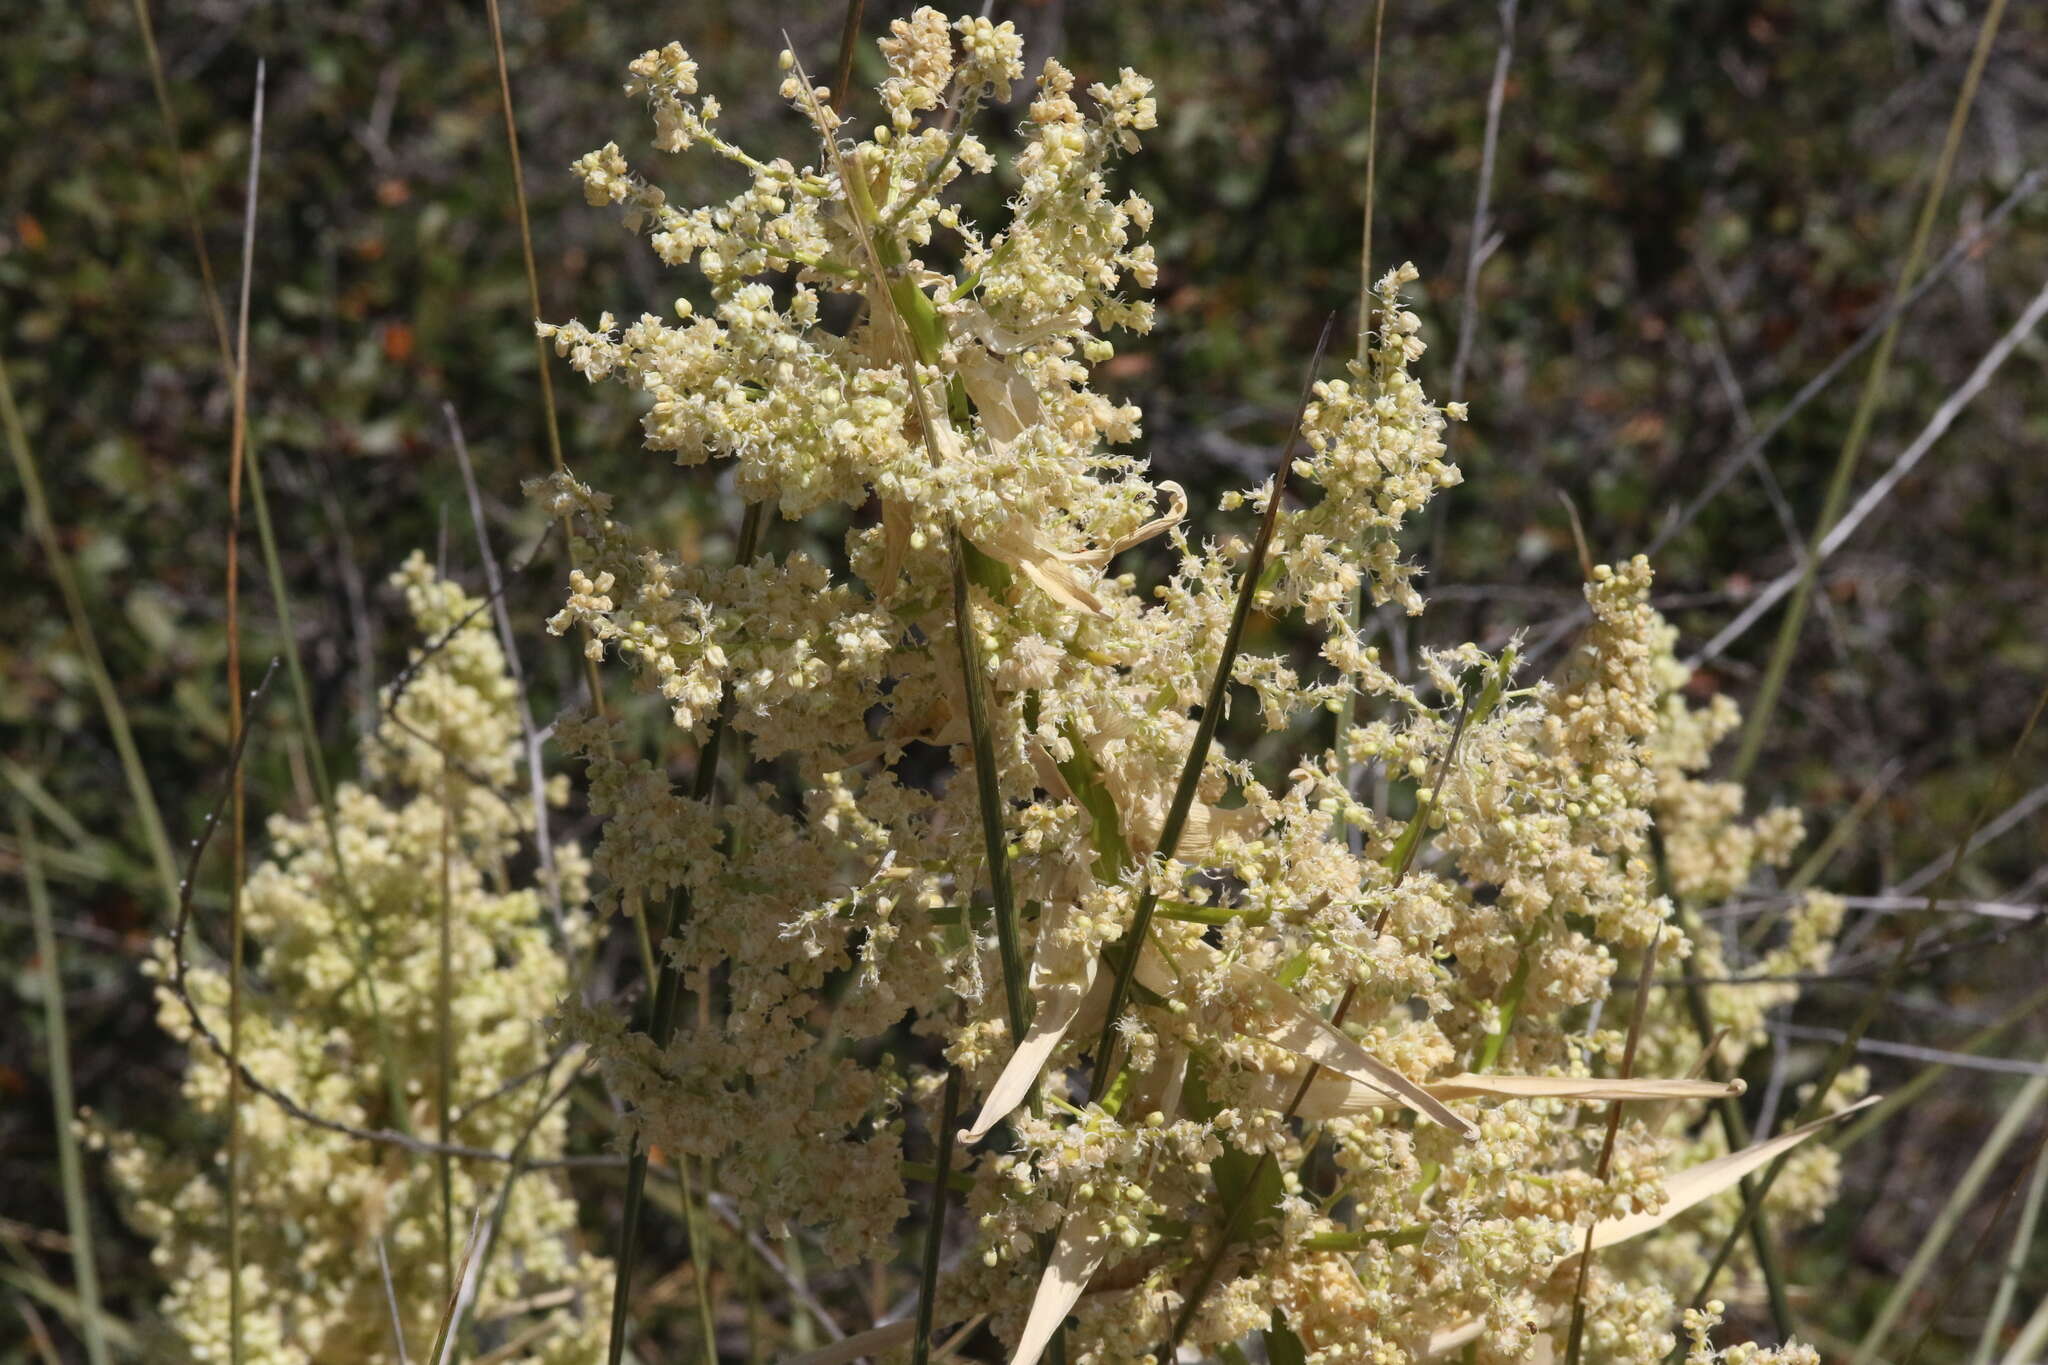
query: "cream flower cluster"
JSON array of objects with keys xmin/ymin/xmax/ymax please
[
  {"xmin": 544, "ymin": 14, "xmax": 1847, "ymax": 1361},
  {"xmin": 100, "ymin": 555, "xmax": 607, "ymax": 1363}
]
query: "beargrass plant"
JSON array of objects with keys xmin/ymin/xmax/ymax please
[
  {"xmin": 530, "ymin": 12, "xmax": 1868, "ymax": 1362},
  {"xmin": 85, "ymin": 11, "xmax": 1892, "ymax": 1364}
]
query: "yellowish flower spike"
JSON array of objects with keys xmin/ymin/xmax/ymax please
[
  {"xmin": 537, "ymin": 12, "xmax": 1854, "ymax": 1362},
  {"xmin": 101, "ymin": 555, "xmax": 608, "ymax": 1363}
]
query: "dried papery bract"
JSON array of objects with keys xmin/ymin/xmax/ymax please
[
  {"xmin": 543, "ymin": 12, "xmax": 1852, "ymax": 1360},
  {"xmin": 102, "ymin": 557, "xmax": 608, "ymax": 1363}
]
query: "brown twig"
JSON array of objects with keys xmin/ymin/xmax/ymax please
[
  {"xmin": 222, "ymin": 64, "xmax": 264, "ymax": 1365},
  {"xmin": 482, "ymin": 0, "xmax": 611, "ymax": 721}
]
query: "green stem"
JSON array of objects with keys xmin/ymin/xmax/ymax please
[
  {"xmin": 1668, "ymin": 892, "xmax": 1795, "ymax": 1340},
  {"xmin": 805, "ymin": 69, "xmax": 1062, "ymax": 1354},
  {"xmin": 606, "ymin": 501, "xmax": 764, "ymax": 1365},
  {"xmin": 1089, "ymin": 317, "xmax": 1337, "ymax": 1103},
  {"xmin": 1302, "ymin": 1225, "xmax": 1424, "ymax": 1253},
  {"xmin": 14, "ymin": 800, "xmax": 111, "ymax": 1365},
  {"xmin": 910, "ymin": 1069, "xmax": 964, "ymax": 1365},
  {"xmin": 681, "ymin": 1158, "xmax": 721, "ymax": 1363},
  {"xmin": 438, "ymin": 743, "xmax": 456, "ymax": 1288},
  {"xmin": 950, "ymin": 531, "xmax": 1031, "ymax": 1041}
]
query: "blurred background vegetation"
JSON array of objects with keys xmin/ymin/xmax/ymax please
[{"xmin": 4, "ymin": 0, "xmax": 2047, "ymax": 1358}]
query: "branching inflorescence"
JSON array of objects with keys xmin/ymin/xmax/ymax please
[
  {"xmin": 533, "ymin": 12, "xmax": 1856, "ymax": 1363},
  {"xmin": 104, "ymin": 559, "xmax": 609, "ymax": 1363}
]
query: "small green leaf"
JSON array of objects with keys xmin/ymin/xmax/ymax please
[
  {"xmin": 1265, "ymin": 1315, "xmax": 1308, "ymax": 1365},
  {"xmin": 1303, "ymin": 1225, "xmax": 1426, "ymax": 1253},
  {"xmin": 1380, "ymin": 797, "xmax": 1428, "ymax": 874},
  {"xmin": 1053, "ymin": 721, "xmax": 1128, "ymax": 878},
  {"xmin": 1098, "ymin": 1061, "xmax": 1134, "ymax": 1117},
  {"xmin": 1473, "ymin": 918, "xmax": 1541, "ymax": 1073},
  {"xmin": 901, "ymin": 1159, "xmax": 975, "ymax": 1195},
  {"xmin": 1215, "ymin": 1143, "xmax": 1283, "ymax": 1243},
  {"xmin": 961, "ymin": 537, "xmax": 1014, "ymax": 594},
  {"xmin": 1469, "ymin": 649, "xmax": 1515, "ymax": 726},
  {"xmin": 1155, "ymin": 899, "xmax": 1270, "ymax": 928},
  {"xmin": 1193, "ymin": 1052, "xmax": 1282, "ymax": 1240}
]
